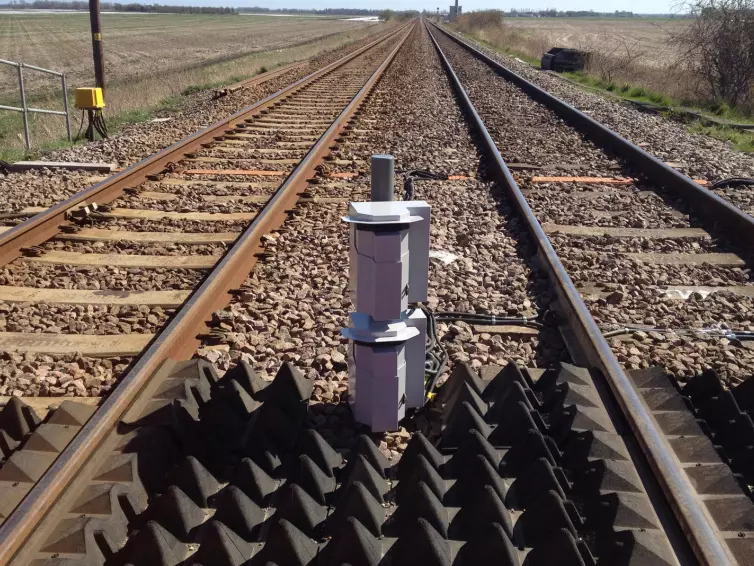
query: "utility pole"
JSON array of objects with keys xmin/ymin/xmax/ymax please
[{"xmin": 88, "ymin": 0, "xmax": 105, "ymax": 94}]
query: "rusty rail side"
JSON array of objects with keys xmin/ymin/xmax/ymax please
[
  {"xmin": 214, "ymin": 24, "xmax": 400, "ymax": 97},
  {"xmin": 0, "ymin": 24, "xmax": 407, "ymax": 266},
  {"xmin": 0, "ymin": 23, "xmax": 414, "ymax": 565},
  {"xmin": 426, "ymin": 19, "xmax": 731, "ymax": 566},
  {"xmin": 214, "ymin": 60, "xmax": 308, "ymax": 98}
]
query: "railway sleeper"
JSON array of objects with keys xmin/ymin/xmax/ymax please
[{"xmin": 6, "ymin": 357, "xmax": 678, "ymax": 566}]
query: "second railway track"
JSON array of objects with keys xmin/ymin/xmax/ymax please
[{"xmin": 427, "ymin": 20, "xmax": 754, "ymax": 565}]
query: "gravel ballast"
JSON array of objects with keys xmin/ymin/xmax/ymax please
[
  {"xmin": 444, "ymin": 27, "xmax": 754, "ymax": 221},
  {"xmin": 0, "ymin": 29, "xmax": 408, "ymax": 399}
]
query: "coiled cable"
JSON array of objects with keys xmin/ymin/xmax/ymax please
[
  {"xmin": 403, "ymin": 170, "xmax": 448, "ymax": 200},
  {"xmin": 421, "ymin": 306, "xmax": 545, "ymax": 401},
  {"xmin": 709, "ymin": 177, "xmax": 754, "ymax": 189}
]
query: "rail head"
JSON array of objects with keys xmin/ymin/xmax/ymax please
[
  {"xmin": 215, "ymin": 61, "xmax": 308, "ymax": 97},
  {"xmin": 424, "ymin": 18, "xmax": 733, "ymax": 566},
  {"xmin": 0, "ymin": 22, "xmax": 415, "ymax": 565}
]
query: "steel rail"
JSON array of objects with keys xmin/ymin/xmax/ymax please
[
  {"xmin": 0, "ymin": 23, "xmax": 408, "ymax": 266},
  {"xmin": 215, "ymin": 26, "xmax": 400, "ymax": 97},
  {"xmin": 431, "ymin": 22, "xmax": 754, "ymax": 242},
  {"xmin": 0, "ymin": 23, "xmax": 414, "ymax": 565},
  {"xmin": 215, "ymin": 60, "xmax": 309, "ymax": 97},
  {"xmin": 425, "ymin": 19, "xmax": 731, "ymax": 566}
]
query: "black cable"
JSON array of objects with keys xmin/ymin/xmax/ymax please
[
  {"xmin": 420, "ymin": 306, "xmax": 548, "ymax": 400},
  {"xmin": 73, "ymin": 109, "xmax": 86, "ymax": 143},
  {"xmin": 93, "ymin": 109, "xmax": 108, "ymax": 139},
  {"xmin": 420, "ymin": 306, "xmax": 545, "ymax": 402},
  {"xmin": 603, "ymin": 325, "xmax": 754, "ymax": 341},
  {"xmin": 421, "ymin": 305, "xmax": 449, "ymax": 400},
  {"xmin": 710, "ymin": 177, "xmax": 754, "ymax": 189},
  {"xmin": 87, "ymin": 110, "xmax": 95, "ymax": 141},
  {"xmin": 403, "ymin": 169, "xmax": 449, "ymax": 200},
  {"xmin": 434, "ymin": 310, "xmax": 545, "ymax": 328},
  {"xmin": 76, "ymin": 109, "xmax": 109, "ymax": 142}
]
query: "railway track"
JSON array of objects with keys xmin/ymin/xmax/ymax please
[
  {"xmin": 0, "ymin": 24, "xmax": 407, "ymax": 400},
  {"xmin": 0, "ymin": 21, "xmax": 412, "ymax": 561},
  {"xmin": 213, "ymin": 60, "xmax": 309, "ymax": 99},
  {"xmin": 446, "ymin": 31, "xmax": 754, "ymax": 222},
  {"xmin": 426, "ymin": 20, "xmax": 754, "ymax": 565},
  {"xmin": 0, "ymin": 18, "xmax": 753, "ymax": 566},
  {"xmin": 426, "ymin": 23, "xmax": 754, "ymax": 382}
]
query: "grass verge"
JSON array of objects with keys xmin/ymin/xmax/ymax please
[
  {"xmin": 559, "ymin": 72, "xmax": 754, "ymax": 153},
  {"xmin": 452, "ymin": 26, "xmax": 754, "ymax": 154},
  {"xmin": 562, "ymin": 72, "xmax": 674, "ymax": 107},
  {"xmin": 689, "ymin": 123, "xmax": 754, "ymax": 153},
  {"xmin": 454, "ymin": 30, "xmax": 541, "ymax": 67},
  {"xmin": 1, "ymin": 73, "xmax": 242, "ymax": 163}
]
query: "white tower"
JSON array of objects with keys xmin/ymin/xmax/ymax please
[{"xmin": 342, "ymin": 166, "xmax": 431, "ymax": 432}]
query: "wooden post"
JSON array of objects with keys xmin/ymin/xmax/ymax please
[{"xmin": 88, "ymin": 0, "xmax": 106, "ymax": 93}]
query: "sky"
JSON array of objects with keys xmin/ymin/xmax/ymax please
[
  {"xmin": 219, "ymin": 1, "xmax": 683, "ymax": 15},
  {"xmin": 141, "ymin": 0, "xmax": 685, "ymax": 16}
]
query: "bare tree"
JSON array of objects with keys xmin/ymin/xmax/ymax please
[
  {"xmin": 581, "ymin": 31, "xmax": 646, "ymax": 84},
  {"xmin": 674, "ymin": 0, "xmax": 754, "ymax": 108}
]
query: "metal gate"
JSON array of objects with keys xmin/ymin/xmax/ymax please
[{"xmin": 0, "ymin": 59, "xmax": 72, "ymax": 150}]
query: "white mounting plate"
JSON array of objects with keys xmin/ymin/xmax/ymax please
[
  {"xmin": 341, "ymin": 312, "xmax": 419, "ymax": 343},
  {"xmin": 342, "ymin": 201, "xmax": 423, "ymax": 225}
]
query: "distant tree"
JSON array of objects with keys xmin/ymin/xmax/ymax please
[
  {"xmin": 396, "ymin": 10, "xmax": 419, "ymax": 20},
  {"xmin": 673, "ymin": 0, "xmax": 754, "ymax": 107},
  {"xmin": 506, "ymin": 8, "xmax": 636, "ymax": 17}
]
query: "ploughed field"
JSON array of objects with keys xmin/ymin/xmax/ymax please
[
  {"xmin": 504, "ymin": 16, "xmax": 689, "ymax": 68},
  {"xmin": 0, "ymin": 12, "xmax": 385, "ymax": 156},
  {"xmin": 0, "ymin": 13, "xmax": 372, "ymax": 95}
]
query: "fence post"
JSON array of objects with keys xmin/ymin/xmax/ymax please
[
  {"xmin": 89, "ymin": 0, "xmax": 106, "ymax": 93},
  {"xmin": 17, "ymin": 63, "xmax": 30, "ymax": 150},
  {"xmin": 61, "ymin": 73, "xmax": 72, "ymax": 143}
]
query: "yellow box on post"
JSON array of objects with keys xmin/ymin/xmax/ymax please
[{"xmin": 74, "ymin": 87, "xmax": 105, "ymax": 109}]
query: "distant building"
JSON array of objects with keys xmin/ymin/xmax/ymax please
[{"xmin": 449, "ymin": 3, "xmax": 462, "ymax": 21}]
